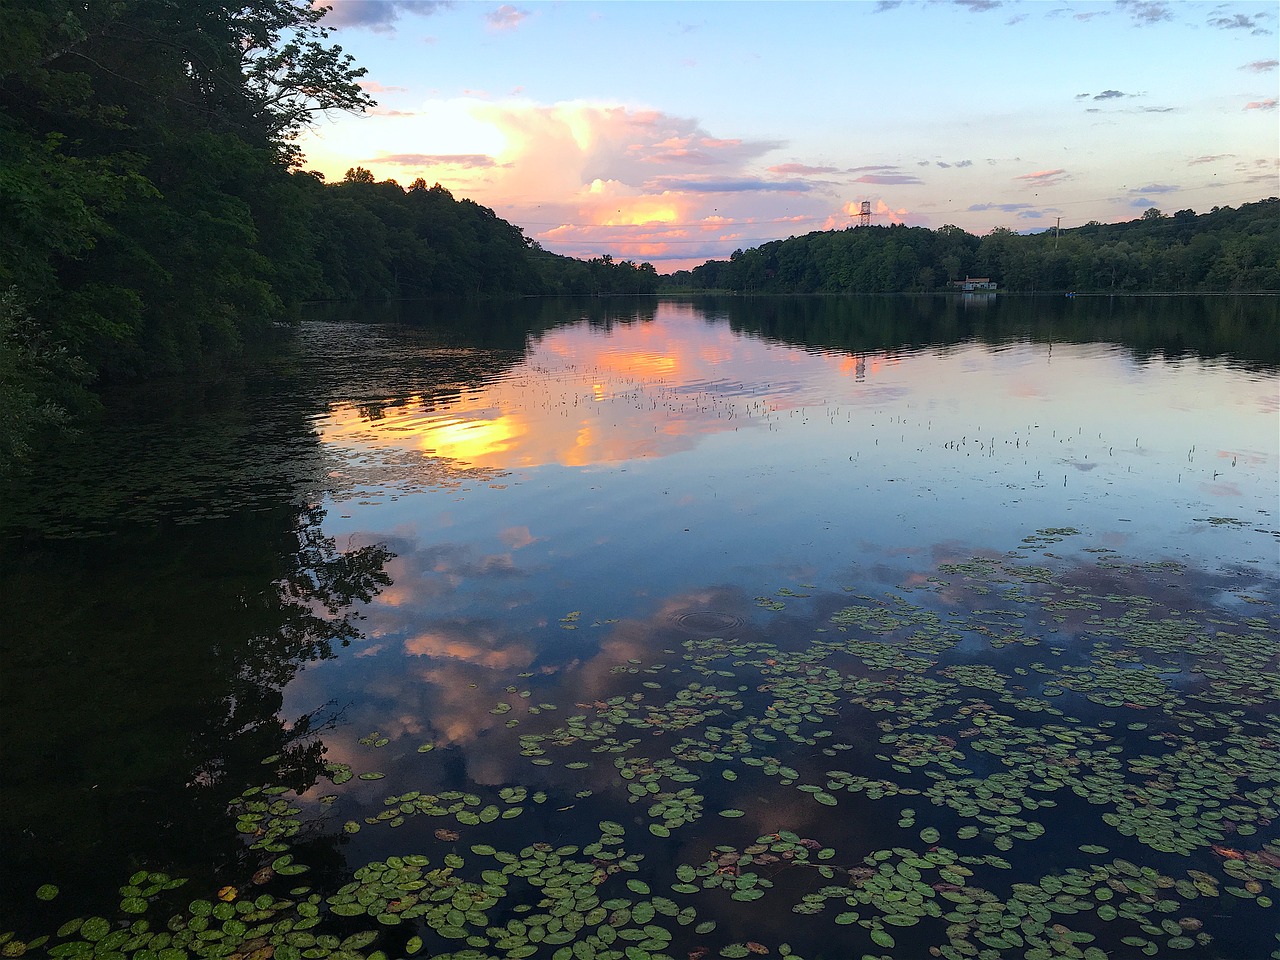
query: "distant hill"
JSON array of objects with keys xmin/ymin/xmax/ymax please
[
  {"xmin": 661, "ymin": 198, "xmax": 1280, "ymax": 294},
  {"xmin": 305, "ymin": 171, "xmax": 660, "ymax": 302}
]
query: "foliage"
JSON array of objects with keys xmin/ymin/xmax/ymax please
[
  {"xmin": 663, "ymin": 199, "xmax": 1280, "ymax": 294},
  {"xmin": 0, "ymin": 289, "xmax": 92, "ymax": 474},
  {"xmin": 0, "ymin": 0, "xmax": 369, "ymax": 381},
  {"xmin": 304, "ymin": 176, "xmax": 660, "ymax": 300}
]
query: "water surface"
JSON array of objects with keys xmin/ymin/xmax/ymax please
[{"xmin": 2, "ymin": 295, "xmax": 1277, "ymax": 960}]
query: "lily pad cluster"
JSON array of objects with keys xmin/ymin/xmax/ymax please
[{"xmin": 7, "ymin": 531, "xmax": 1279, "ymax": 960}]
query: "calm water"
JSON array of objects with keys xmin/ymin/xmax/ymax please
[{"xmin": 2, "ymin": 295, "xmax": 1278, "ymax": 960}]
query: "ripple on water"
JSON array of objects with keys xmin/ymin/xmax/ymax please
[{"xmin": 669, "ymin": 610, "xmax": 747, "ymax": 634}]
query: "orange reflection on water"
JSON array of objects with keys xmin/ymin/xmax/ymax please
[
  {"xmin": 318, "ymin": 322, "xmax": 740, "ymax": 470},
  {"xmin": 317, "ymin": 314, "xmax": 906, "ymax": 472},
  {"xmin": 420, "ymin": 414, "xmax": 522, "ymax": 463}
]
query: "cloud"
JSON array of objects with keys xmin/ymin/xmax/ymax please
[
  {"xmin": 1208, "ymin": 13, "xmax": 1273, "ymax": 34},
  {"xmin": 1187, "ymin": 154, "xmax": 1231, "ymax": 165},
  {"xmin": 317, "ymin": 0, "xmax": 452, "ymax": 30},
  {"xmin": 359, "ymin": 81, "xmax": 410, "ymax": 94},
  {"xmin": 934, "ymin": 159, "xmax": 974, "ymax": 169},
  {"xmin": 645, "ymin": 177, "xmax": 814, "ymax": 193},
  {"xmin": 403, "ymin": 624, "xmax": 532, "ymax": 670},
  {"xmin": 1241, "ymin": 59, "xmax": 1279, "ymax": 72},
  {"xmin": 1093, "ymin": 89, "xmax": 1133, "ymax": 100},
  {"xmin": 1015, "ymin": 169, "xmax": 1069, "ymax": 186},
  {"xmin": 1244, "ymin": 99, "xmax": 1278, "ymax": 111},
  {"xmin": 955, "ymin": 0, "xmax": 1003, "ymax": 11},
  {"xmin": 369, "ymin": 108, "xmax": 418, "ymax": 117},
  {"xmin": 306, "ymin": 96, "xmax": 910, "ymax": 268},
  {"xmin": 967, "ymin": 202, "xmax": 1034, "ymax": 212},
  {"xmin": 854, "ymin": 174, "xmax": 924, "ymax": 185},
  {"xmin": 486, "ymin": 4, "xmax": 529, "ymax": 30},
  {"xmin": 372, "ymin": 153, "xmax": 498, "ymax": 168},
  {"xmin": 1243, "ymin": 159, "xmax": 1280, "ymax": 184},
  {"xmin": 1117, "ymin": 1, "xmax": 1173, "ymax": 26},
  {"xmin": 637, "ymin": 135, "xmax": 767, "ymax": 167},
  {"xmin": 768, "ymin": 163, "xmax": 840, "ymax": 175},
  {"xmin": 872, "ymin": 1, "xmax": 903, "ymax": 10},
  {"xmin": 1128, "ymin": 183, "xmax": 1178, "ymax": 194},
  {"xmin": 498, "ymin": 526, "xmax": 537, "ymax": 550}
]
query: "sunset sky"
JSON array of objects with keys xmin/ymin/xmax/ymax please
[{"xmin": 298, "ymin": 0, "xmax": 1279, "ymax": 271}]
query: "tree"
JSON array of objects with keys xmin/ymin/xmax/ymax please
[{"xmin": 0, "ymin": 0, "xmax": 376, "ymax": 388}]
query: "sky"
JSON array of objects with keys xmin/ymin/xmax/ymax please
[{"xmin": 296, "ymin": 0, "xmax": 1280, "ymax": 272}]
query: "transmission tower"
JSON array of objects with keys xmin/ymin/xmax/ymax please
[{"xmin": 857, "ymin": 200, "xmax": 871, "ymax": 228}]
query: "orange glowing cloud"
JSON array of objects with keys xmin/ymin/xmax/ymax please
[
  {"xmin": 300, "ymin": 96, "xmax": 842, "ymax": 269},
  {"xmin": 404, "ymin": 627, "xmax": 533, "ymax": 670}
]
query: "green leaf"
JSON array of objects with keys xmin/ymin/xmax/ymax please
[{"xmin": 870, "ymin": 929, "xmax": 895, "ymax": 949}]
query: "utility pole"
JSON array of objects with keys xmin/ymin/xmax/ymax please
[{"xmin": 1054, "ymin": 217, "xmax": 1062, "ymax": 250}]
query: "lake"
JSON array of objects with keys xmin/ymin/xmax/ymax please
[{"xmin": 2, "ymin": 294, "xmax": 1278, "ymax": 960}]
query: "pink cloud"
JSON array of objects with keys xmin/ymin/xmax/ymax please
[
  {"xmin": 486, "ymin": 4, "xmax": 528, "ymax": 30},
  {"xmin": 1015, "ymin": 168, "xmax": 1071, "ymax": 187},
  {"xmin": 769, "ymin": 163, "xmax": 840, "ymax": 175},
  {"xmin": 1016, "ymin": 168, "xmax": 1067, "ymax": 181},
  {"xmin": 499, "ymin": 526, "xmax": 537, "ymax": 549},
  {"xmin": 359, "ymin": 80, "xmax": 409, "ymax": 94},
  {"xmin": 1244, "ymin": 99, "xmax": 1277, "ymax": 111}
]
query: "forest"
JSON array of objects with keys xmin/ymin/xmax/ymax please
[{"xmin": 663, "ymin": 200, "xmax": 1280, "ymax": 295}]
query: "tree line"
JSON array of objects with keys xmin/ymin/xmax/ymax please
[
  {"xmin": 663, "ymin": 200, "xmax": 1280, "ymax": 295},
  {"xmin": 311, "ymin": 168, "xmax": 659, "ymax": 302},
  {"xmin": 0, "ymin": 1, "xmax": 657, "ymax": 469}
]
